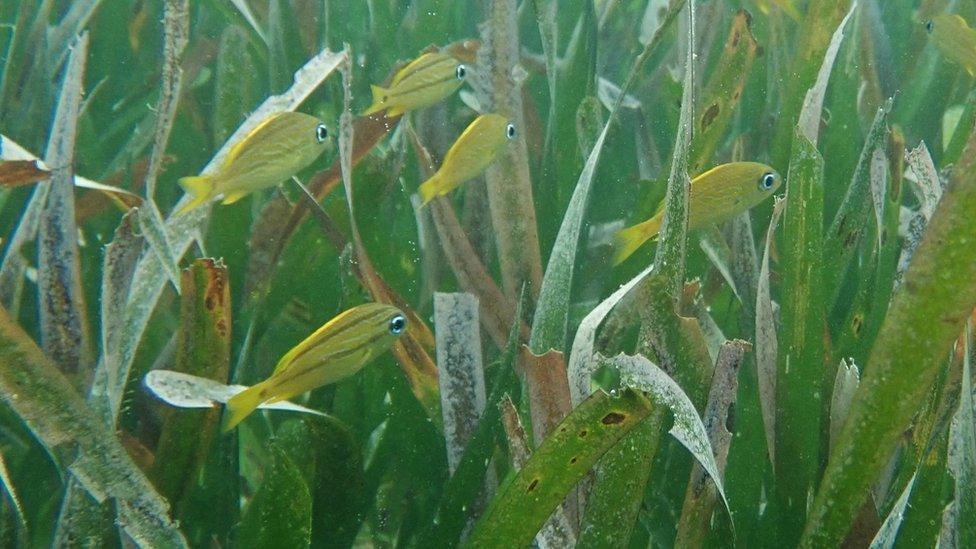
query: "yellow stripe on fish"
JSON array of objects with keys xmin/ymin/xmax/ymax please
[
  {"xmin": 614, "ymin": 162, "xmax": 782, "ymax": 264},
  {"xmin": 418, "ymin": 113, "xmax": 516, "ymax": 205},
  {"xmin": 176, "ymin": 111, "xmax": 331, "ymax": 215},
  {"xmin": 363, "ymin": 52, "xmax": 467, "ymax": 117},
  {"xmin": 222, "ymin": 303, "xmax": 407, "ymax": 431}
]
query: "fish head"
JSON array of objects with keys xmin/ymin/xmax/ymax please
[
  {"xmin": 372, "ymin": 304, "xmax": 408, "ymax": 353},
  {"xmin": 352, "ymin": 302, "xmax": 409, "ymax": 349},
  {"xmin": 722, "ymin": 161, "xmax": 782, "ymax": 210},
  {"xmin": 472, "ymin": 113, "xmax": 517, "ymax": 152}
]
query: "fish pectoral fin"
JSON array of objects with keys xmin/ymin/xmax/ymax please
[{"xmin": 220, "ymin": 190, "xmax": 250, "ymax": 205}]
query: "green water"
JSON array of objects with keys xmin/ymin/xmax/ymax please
[{"xmin": 0, "ymin": 1, "xmax": 974, "ymax": 547}]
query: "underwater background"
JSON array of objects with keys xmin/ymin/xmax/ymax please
[{"xmin": 1, "ymin": 0, "xmax": 975, "ymax": 547}]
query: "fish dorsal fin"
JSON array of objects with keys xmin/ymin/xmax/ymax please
[
  {"xmin": 224, "ymin": 112, "xmax": 286, "ymax": 165},
  {"xmin": 271, "ymin": 307, "xmax": 359, "ymax": 375},
  {"xmin": 392, "ymin": 52, "xmax": 452, "ymax": 86}
]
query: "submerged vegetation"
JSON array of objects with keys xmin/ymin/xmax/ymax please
[{"xmin": 0, "ymin": 0, "xmax": 974, "ymax": 547}]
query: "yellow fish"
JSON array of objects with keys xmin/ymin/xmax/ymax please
[
  {"xmin": 176, "ymin": 111, "xmax": 330, "ymax": 215},
  {"xmin": 926, "ymin": 14, "xmax": 976, "ymax": 76},
  {"xmin": 614, "ymin": 162, "xmax": 782, "ymax": 264},
  {"xmin": 363, "ymin": 52, "xmax": 467, "ymax": 117},
  {"xmin": 222, "ymin": 303, "xmax": 407, "ymax": 431},
  {"xmin": 418, "ymin": 113, "xmax": 516, "ymax": 205}
]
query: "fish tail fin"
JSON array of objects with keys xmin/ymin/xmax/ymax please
[
  {"xmin": 175, "ymin": 175, "xmax": 215, "ymax": 215},
  {"xmin": 362, "ymin": 85, "xmax": 390, "ymax": 116},
  {"xmin": 613, "ymin": 218, "xmax": 661, "ymax": 265},
  {"xmin": 418, "ymin": 174, "xmax": 442, "ymax": 206},
  {"xmin": 222, "ymin": 382, "xmax": 267, "ymax": 432}
]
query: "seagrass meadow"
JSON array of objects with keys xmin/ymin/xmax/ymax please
[{"xmin": 0, "ymin": 0, "xmax": 975, "ymax": 547}]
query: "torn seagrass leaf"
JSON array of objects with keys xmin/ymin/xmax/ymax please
[{"xmin": 143, "ymin": 370, "xmax": 329, "ymax": 418}]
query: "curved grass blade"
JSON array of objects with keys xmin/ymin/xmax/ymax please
[
  {"xmin": 416, "ymin": 295, "xmax": 523, "ymax": 547},
  {"xmin": 946, "ymin": 327, "xmax": 975, "ymax": 546},
  {"xmin": 568, "ymin": 264, "xmax": 655, "ymax": 405},
  {"xmin": 869, "ymin": 471, "xmax": 917, "ymax": 549},
  {"xmin": 796, "ymin": 3, "xmax": 857, "ymax": 145},
  {"xmin": 214, "ymin": 26, "xmax": 258, "ymax": 146},
  {"xmin": 496, "ymin": 394, "xmax": 577, "ymax": 547},
  {"xmin": 770, "ymin": 0, "xmax": 855, "ymax": 167},
  {"xmin": 150, "ymin": 259, "xmax": 230, "ymax": 510},
  {"xmin": 138, "ymin": 202, "xmax": 181, "ymax": 292},
  {"xmin": 896, "ymin": 143, "xmax": 941, "ymax": 288},
  {"xmin": 675, "ymin": 340, "xmax": 749, "ymax": 547},
  {"xmin": 37, "ymin": 32, "xmax": 91, "ymax": 377},
  {"xmin": 823, "ymin": 99, "xmax": 891, "ymax": 310},
  {"xmin": 234, "ymin": 446, "xmax": 311, "ymax": 548},
  {"xmin": 756, "ymin": 198, "xmax": 784, "ymax": 466},
  {"xmin": 801, "ymin": 124, "xmax": 976, "ymax": 548},
  {"xmin": 0, "ymin": 450, "xmax": 26, "ymax": 532},
  {"xmin": 465, "ymin": 388, "xmax": 654, "ymax": 548},
  {"xmin": 229, "ymin": 0, "xmax": 268, "ymax": 46},
  {"xmin": 611, "ymin": 352, "xmax": 732, "ymax": 520},
  {"xmin": 529, "ymin": 116, "xmax": 611, "ymax": 355},
  {"xmin": 688, "ymin": 10, "xmax": 759, "ymax": 173},
  {"xmin": 0, "ymin": 305, "xmax": 186, "ymax": 547},
  {"xmin": 775, "ymin": 133, "xmax": 825, "ymax": 531}
]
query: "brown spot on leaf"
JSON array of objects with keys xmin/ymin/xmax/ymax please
[
  {"xmin": 216, "ymin": 318, "xmax": 229, "ymax": 338},
  {"xmin": 601, "ymin": 412, "xmax": 627, "ymax": 425},
  {"xmin": 739, "ymin": 9, "xmax": 753, "ymax": 26},
  {"xmin": 527, "ymin": 479, "xmax": 539, "ymax": 492},
  {"xmin": 570, "ymin": 456, "xmax": 579, "ymax": 465},
  {"xmin": 701, "ymin": 103, "xmax": 720, "ymax": 131},
  {"xmin": 579, "ymin": 429, "xmax": 589, "ymax": 438}
]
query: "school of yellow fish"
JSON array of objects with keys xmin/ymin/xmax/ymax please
[{"xmin": 165, "ymin": 11, "xmax": 973, "ymax": 428}]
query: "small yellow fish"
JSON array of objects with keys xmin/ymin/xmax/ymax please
[
  {"xmin": 614, "ymin": 162, "xmax": 782, "ymax": 264},
  {"xmin": 418, "ymin": 113, "xmax": 516, "ymax": 205},
  {"xmin": 222, "ymin": 303, "xmax": 407, "ymax": 431},
  {"xmin": 176, "ymin": 112, "xmax": 330, "ymax": 215},
  {"xmin": 363, "ymin": 52, "xmax": 467, "ymax": 117},
  {"xmin": 926, "ymin": 14, "xmax": 976, "ymax": 76}
]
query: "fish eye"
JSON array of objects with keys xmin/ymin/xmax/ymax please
[
  {"xmin": 759, "ymin": 172, "xmax": 777, "ymax": 191},
  {"xmin": 388, "ymin": 314, "xmax": 407, "ymax": 336},
  {"xmin": 506, "ymin": 123, "xmax": 516, "ymax": 139},
  {"xmin": 315, "ymin": 124, "xmax": 328, "ymax": 143},
  {"xmin": 925, "ymin": 19, "xmax": 933, "ymax": 33},
  {"xmin": 456, "ymin": 65, "xmax": 466, "ymax": 80}
]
